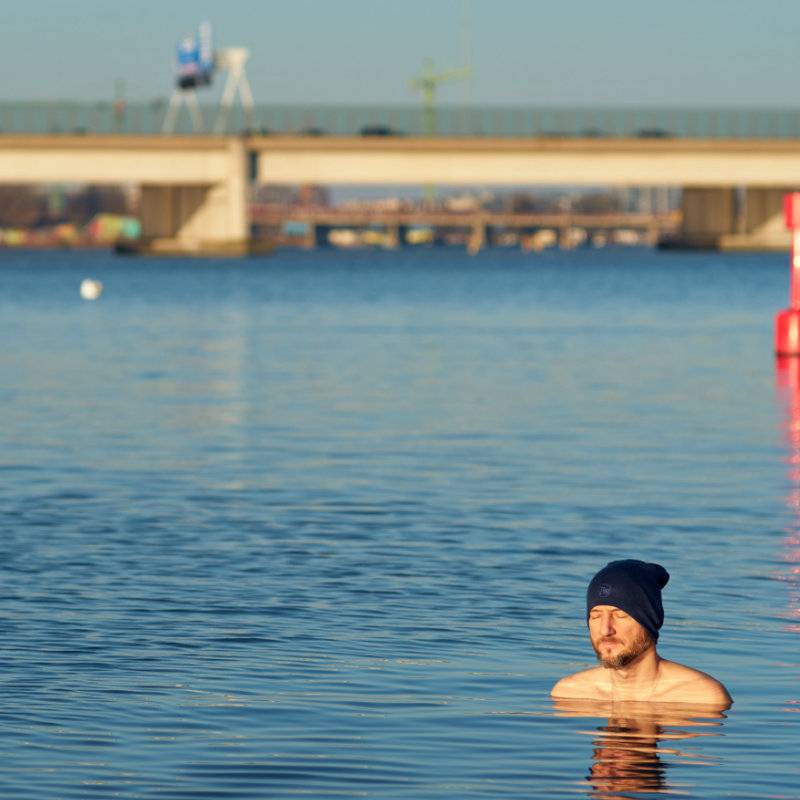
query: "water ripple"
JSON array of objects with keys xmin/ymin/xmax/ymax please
[{"xmin": 1, "ymin": 248, "xmax": 798, "ymax": 798}]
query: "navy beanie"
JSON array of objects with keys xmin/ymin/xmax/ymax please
[{"xmin": 586, "ymin": 560, "xmax": 670, "ymax": 641}]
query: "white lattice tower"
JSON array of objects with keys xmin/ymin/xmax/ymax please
[
  {"xmin": 162, "ymin": 88, "xmax": 205, "ymax": 134},
  {"xmin": 213, "ymin": 48, "xmax": 255, "ymax": 134}
]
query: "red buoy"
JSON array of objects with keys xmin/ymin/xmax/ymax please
[{"xmin": 775, "ymin": 193, "xmax": 800, "ymax": 356}]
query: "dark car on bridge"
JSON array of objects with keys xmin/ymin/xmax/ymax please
[
  {"xmin": 635, "ymin": 128, "xmax": 674, "ymax": 138},
  {"xmin": 359, "ymin": 124, "xmax": 403, "ymax": 137}
]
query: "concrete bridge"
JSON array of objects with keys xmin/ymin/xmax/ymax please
[
  {"xmin": 0, "ymin": 135, "xmax": 250, "ymax": 254},
  {"xmin": 2, "ymin": 133, "xmax": 800, "ymax": 253}
]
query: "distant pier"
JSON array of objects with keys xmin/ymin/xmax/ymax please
[{"xmin": 251, "ymin": 206, "xmax": 677, "ymax": 251}]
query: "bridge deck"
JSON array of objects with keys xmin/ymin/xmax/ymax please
[{"xmin": 4, "ymin": 133, "xmax": 800, "ymax": 187}]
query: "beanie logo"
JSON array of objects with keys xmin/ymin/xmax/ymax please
[{"xmin": 598, "ymin": 583, "xmax": 611, "ymax": 597}]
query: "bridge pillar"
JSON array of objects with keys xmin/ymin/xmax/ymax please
[
  {"xmin": 672, "ymin": 186, "xmax": 794, "ymax": 250},
  {"xmin": 719, "ymin": 188, "xmax": 793, "ymax": 250},
  {"xmin": 467, "ymin": 218, "xmax": 487, "ymax": 255},
  {"xmin": 385, "ymin": 223, "xmax": 408, "ymax": 249},
  {"xmin": 675, "ymin": 187, "xmax": 736, "ymax": 248},
  {"xmin": 301, "ymin": 222, "xmax": 319, "ymax": 249},
  {"xmin": 137, "ymin": 139, "xmax": 250, "ymax": 255}
]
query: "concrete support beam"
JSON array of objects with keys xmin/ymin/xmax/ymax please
[
  {"xmin": 719, "ymin": 187, "xmax": 792, "ymax": 250},
  {"xmin": 139, "ymin": 185, "xmax": 206, "ymax": 240},
  {"xmin": 672, "ymin": 186, "xmax": 796, "ymax": 250},
  {"xmin": 743, "ymin": 188, "xmax": 786, "ymax": 232},
  {"xmin": 675, "ymin": 187, "xmax": 737, "ymax": 248},
  {"xmin": 138, "ymin": 139, "xmax": 250, "ymax": 254},
  {"xmin": 673, "ymin": 186, "xmax": 794, "ymax": 251}
]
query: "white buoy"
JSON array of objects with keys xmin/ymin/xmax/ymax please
[{"xmin": 80, "ymin": 278, "xmax": 103, "ymax": 301}]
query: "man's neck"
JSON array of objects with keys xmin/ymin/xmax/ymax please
[{"xmin": 607, "ymin": 647, "xmax": 661, "ymax": 696}]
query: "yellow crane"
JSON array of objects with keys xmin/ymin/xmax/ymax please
[{"xmin": 410, "ymin": 59, "xmax": 471, "ymax": 136}]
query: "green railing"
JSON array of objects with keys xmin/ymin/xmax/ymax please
[{"xmin": 2, "ymin": 101, "xmax": 800, "ymax": 138}]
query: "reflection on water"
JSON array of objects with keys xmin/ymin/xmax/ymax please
[
  {"xmin": 553, "ymin": 698, "xmax": 726, "ymax": 798},
  {"xmin": 774, "ymin": 358, "xmax": 800, "ymax": 727}
]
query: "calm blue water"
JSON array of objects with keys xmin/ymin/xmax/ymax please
[{"xmin": 1, "ymin": 246, "xmax": 798, "ymax": 799}]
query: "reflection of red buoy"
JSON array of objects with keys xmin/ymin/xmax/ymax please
[
  {"xmin": 774, "ymin": 347, "xmax": 800, "ymax": 640},
  {"xmin": 775, "ymin": 193, "xmax": 800, "ymax": 355}
]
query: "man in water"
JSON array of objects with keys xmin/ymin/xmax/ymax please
[{"xmin": 551, "ymin": 560, "xmax": 731, "ymax": 706}]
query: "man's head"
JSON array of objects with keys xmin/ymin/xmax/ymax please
[
  {"xmin": 589, "ymin": 605, "xmax": 655, "ymax": 668},
  {"xmin": 586, "ymin": 560, "xmax": 670, "ymax": 668}
]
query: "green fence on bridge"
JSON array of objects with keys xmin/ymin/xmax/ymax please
[{"xmin": 3, "ymin": 101, "xmax": 800, "ymax": 138}]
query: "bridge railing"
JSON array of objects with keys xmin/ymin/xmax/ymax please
[{"xmin": 3, "ymin": 101, "xmax": 800, "ymax": 138}]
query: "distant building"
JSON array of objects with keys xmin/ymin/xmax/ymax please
[{"xmin": 296, "ymin": 184, "xmax": 330, "ymax": 208}]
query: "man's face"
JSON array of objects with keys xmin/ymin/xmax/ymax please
[{"xmin": 588, "ymin": 604, "xmax": 654, "ymax": 668}]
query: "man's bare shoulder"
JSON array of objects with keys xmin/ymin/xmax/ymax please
[
  {"xmin": 657, "ymin": 659, "xmax": 732, "ymax": 706},
  {"xmin": 551, "ymin": 667, "xmax": 608, "ymax": 699}
]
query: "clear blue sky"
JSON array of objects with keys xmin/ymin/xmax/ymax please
[{"xmin": 1, "ymin": 0, "xmax": 798, "ymax": 107}]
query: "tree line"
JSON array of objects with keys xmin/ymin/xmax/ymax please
[{"xmin": 0, "ymin": 185, "xmax": 131, "ymax": 229}]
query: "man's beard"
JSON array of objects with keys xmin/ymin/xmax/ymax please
[{"xmin": 592, "ymin": 628, "xmax": 654, "ymax": 669}]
